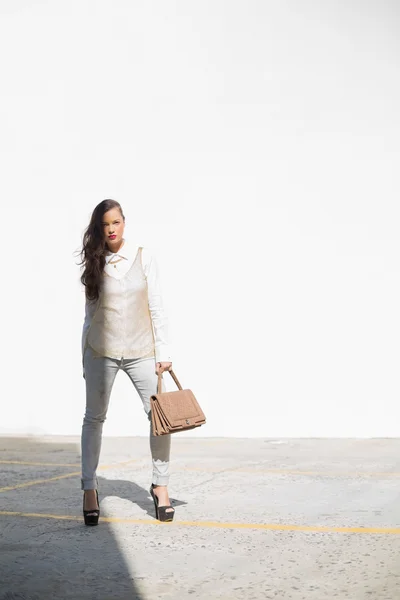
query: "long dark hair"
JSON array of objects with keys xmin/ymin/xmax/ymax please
[{"xmin": 76, "ymin": 199, "xmax": 125, "ymax": 302}]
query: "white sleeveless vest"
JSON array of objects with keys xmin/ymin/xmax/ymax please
[{"xmin": 85, "ymin": 246, "xmax": 155, "ymax": 360}]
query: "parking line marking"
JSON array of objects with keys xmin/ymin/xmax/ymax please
[
  {"xmin": 0, "ymin": 461, "xmax": 81, "ymax": 467},
  {"xmin": 174, "ymin": 467, "xmax": 400, "ymax": 477},
  {"xmin": 3, "ymin": 460, "xmax": 400, "ymax": 479},
  {"xmin": 0, "ymin": 459, "xmax": 140, "ymax": 492},
  {"xmin": 0, "ymin": 471, "xmax": 81, "ymax": 492},
  {"xmin": 0, "ymin": 510, "xmax": 399, "ymax": 534}
]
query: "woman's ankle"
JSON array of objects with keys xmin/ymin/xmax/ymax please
[{"xmin": 83, "ymin": 489, "xmax": 99, "ymax": 509}]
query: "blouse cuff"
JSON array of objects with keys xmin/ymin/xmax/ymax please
[{"xmin": 155, "ymin": 344, "xmax": 172, "ymax": 364}]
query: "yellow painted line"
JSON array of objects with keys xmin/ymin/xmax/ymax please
[
  {"xmin": 175, "ymin": 466, "xmax": 400, "ymax": 477},
  {"xmin": 232, "ymin": 468, "xmax": 400, "ymax": 477},
  {"xmin": 0, "ymin": 510, "xmax": 399, "ymax": 535},
  {"xmin": 0, "ymin": 471, "xmax": 81, "ymax": 492},
  {"xmin": 2, "ymin": 459, "xmax": 400, "ymax": 479},
  {"xmin": 2, "ymin": 460, "xmax": 400, "ymax": 479},
  {"xmin": 0, "ymin": 459, "xmax": 140, "ymax": 493},
  {"xmin": 0, "ymin": 460, "xmax": 80, "ymax": 467}
]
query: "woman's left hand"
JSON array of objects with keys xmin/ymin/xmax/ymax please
[{"xmin": 155, "ymin": 361, "xmax": 172, "ymax": 375}]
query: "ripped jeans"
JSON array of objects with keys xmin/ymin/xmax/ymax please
[{"xmin": 81, "ymin": 345, "xmax": 170, "ymax": 490}]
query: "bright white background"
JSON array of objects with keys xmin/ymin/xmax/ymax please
[{"xmin": 0, "ymin": 0, "xmax": 399, "ymax": 437}]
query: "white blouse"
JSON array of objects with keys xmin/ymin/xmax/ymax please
[{"xmin": 82, "ymin": 238, "xmax": 172, "ymax": 364}]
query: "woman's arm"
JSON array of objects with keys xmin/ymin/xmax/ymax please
[{"xmin": 142, "ymin": 247, "xmax": 172, "ymax": 365}]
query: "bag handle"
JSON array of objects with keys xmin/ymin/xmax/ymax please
[{"xmin": 157, "ymin": 368, "xmax": 183, "ymax": 394}]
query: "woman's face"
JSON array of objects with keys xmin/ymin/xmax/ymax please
[{"xmin": 102, "ymin": 208, "xmax": 125, "ymax": 248}]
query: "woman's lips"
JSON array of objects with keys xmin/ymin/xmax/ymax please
[{"xmin": 109, "ymin": 235, "xmax": 116, "ymax": 239}]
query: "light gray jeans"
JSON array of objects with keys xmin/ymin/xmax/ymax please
[{"xmin": 81, "ymin": 344, "xmax": 171, "ymax": 490}]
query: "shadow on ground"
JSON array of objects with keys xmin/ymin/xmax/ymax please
[{"xmin": 0, "ymin": 436, "xmax": 153, "ymax": 600}]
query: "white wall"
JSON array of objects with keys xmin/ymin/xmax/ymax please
[{"xmin": 1, "ymin": 1, "xmax": 399, "ymax": 437}]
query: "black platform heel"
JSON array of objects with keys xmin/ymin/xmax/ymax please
[
  {"xmin": 83, "ymin": 490, "xmax": 100, "ymax": 526},
  {"xmin": 149, "ymin": 484, "xmax": 175, "ymax": 522}
]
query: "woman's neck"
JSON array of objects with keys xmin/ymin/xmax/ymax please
[{"xmin": 107, "ymin": 238, "xmax": 125, "ymax": 254}]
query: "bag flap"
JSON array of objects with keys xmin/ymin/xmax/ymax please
[{"xmin": 151, "ymin": 389, "xmax": 205, "ymax": 426}]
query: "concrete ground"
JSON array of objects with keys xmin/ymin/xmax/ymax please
[{"xmin": 1, "ymin": 436, "xmax": 400, "ymax": 600}]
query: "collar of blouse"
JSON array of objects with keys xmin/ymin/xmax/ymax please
[{"xmin": 105, "ymin": 238, "xmax": 130, "ymax": 264}]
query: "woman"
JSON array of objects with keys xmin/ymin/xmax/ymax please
[{"xmin": 77, "ymin": 199, "xmax": 174, "ymax": 526}]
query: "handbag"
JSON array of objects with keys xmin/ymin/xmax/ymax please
[{"xmin": 150, "ymin": 369, "xmax": 206, "ymax": 435}]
